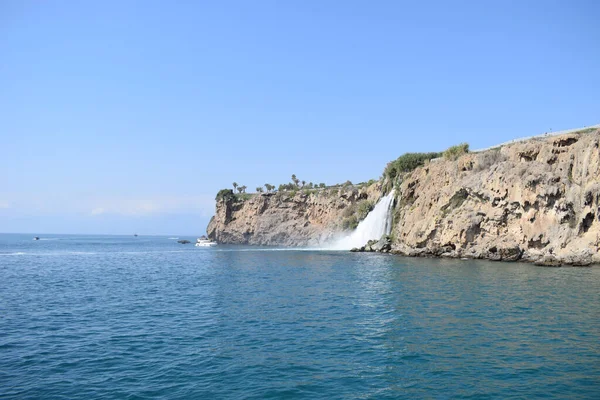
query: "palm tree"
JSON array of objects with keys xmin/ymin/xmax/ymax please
[
  {"xmin": 291, "ymin": 174, "xmax": 299, "ymax": 187},
  {"xmin": 256, "ymin": 187, "xmax": 263, "ymax": 193},
  {"xmin": 301, "ymin": 180, "xmax": 306, "ymax": 187},
  {"xmin": 233, "ymin": 182, "xmax": 238, "ymax": 192},
  {"xmin": 240, "ymin": 185, "xmax": 247, "ymax": 193}
]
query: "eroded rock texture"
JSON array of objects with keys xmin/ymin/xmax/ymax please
[
  {"xmin": 207, "ymin": 185, "xmax": 382, "ymax": 246},
  {"xmin": 391, "ymin": 130, "xmax": 600, "ymax": 265},
  {"xmin": 208, "ymin": 129, "xmax": 600, "ymax": 265}
]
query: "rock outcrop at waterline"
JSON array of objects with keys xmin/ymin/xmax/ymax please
[
  {"xmin": 207, "ymin": 128, "xmax": 600, "ymax": 265},
  {"xmin": 390, "ymin": 129, "xmax": 600, "ymax": 266},
  {"xmin": 207, "ymin": 185, "xmax": 383, "ymax": 246},
  {"xmin": 350, "ymin": 235, "xmax": 392, "ymax": 253}
]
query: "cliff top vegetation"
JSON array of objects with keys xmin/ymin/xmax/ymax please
[
  {"xmin": 216, "ymin": 176, "xmax": 378, "ymax": 202},
  {"xmin": 218, "ymin": 143, "xmax": 472, "ymax": 202}
]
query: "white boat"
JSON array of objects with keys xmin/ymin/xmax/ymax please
[{"xmin": 195, "ymin": 236, "xmax": 217, "ymax": 247}]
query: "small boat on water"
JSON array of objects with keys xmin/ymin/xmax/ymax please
[
  {"xmin": 195, "ymin": 236, "xmax": 217, "ymax": 247},
  {"xmin": 33, "ymin": 236, "xmax": 40, "ymax": 241}
]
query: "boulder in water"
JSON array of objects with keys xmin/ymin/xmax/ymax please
[
  {"xmin": 364, "ymin": 239, "xmax": 378, "ymax": 252},
  {"xmin": 558, "ymin": 249, "xmax": 593, "ymax": 266},
  {"xmin": 351, "ymin": 236, "xmax": 392, "ymax": 253},
  {"xmin": 372, "ymin": 235, "xmax": 392, "ymax": 252},
  {"xmin": 534, "ymin": 255, "xmax": 562, "ymax": 267},
  {"xmin": 487, "ymin": 242, "xmax": 522, "ymax": 261}
]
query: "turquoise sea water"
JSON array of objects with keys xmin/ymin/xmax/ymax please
[{"xmin": 1, "ymin": 234, "xmax": 599, "ymax": 399}]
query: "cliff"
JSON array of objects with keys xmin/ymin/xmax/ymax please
[
  {"xmin": 207, "ymin": 128, "xmax": 600, "ymax": 265},
  {"xmin": 207, "ymin": 184, "xmax": 383, "ymax": 246},
  {"xmin": 391, "ymin": 128, "xmax": 600, "ymax": 266}
]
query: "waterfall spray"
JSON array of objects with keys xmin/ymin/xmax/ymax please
[{"xmin": 326, "ymin": 191, "xmax": 395, "ymax": 250}]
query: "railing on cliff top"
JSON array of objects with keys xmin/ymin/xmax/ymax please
[
  {"xmin": 428, "ymin": 124, "xmax": 600, "ymax": 163},
  {"xmin": 470, "ymin": 124, "xmax": 600, "ymax": 153}
]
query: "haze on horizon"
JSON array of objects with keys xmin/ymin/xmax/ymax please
[{"xmin": 1, "ymin": 1, "xmax": 598, "ymax": 235}]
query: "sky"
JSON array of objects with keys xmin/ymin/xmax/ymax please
[{"xmin": 1, "ymin": 1, "xmax": 599, "ymax": 235}]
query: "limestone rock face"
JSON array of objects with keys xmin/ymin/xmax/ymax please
[
  {"xmin": 391, "ymin": 129, "xmax": 600, "ymax": 266},
  {"xmin": 206, "ymin": 184, "xmax": 382, "ymax": 246},
  {"xmin": 207, "ymin": 129, "xmax": 600, "ymax": 265}
]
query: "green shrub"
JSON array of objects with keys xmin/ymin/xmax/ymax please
[
  {"xmin": 339, "ymin": 199, "xmax": 374, "ymax": 230},
  {"xmin": 341, "ymin": 215, "xmax": 359, "ymax": 230},
  {"xmin": 356, "ymin": 200, "xmax": 374, "ymax": 220},
  {"xmin": 443, "ymin": 143, "xmax": 469, "ymax": 160},
  {"xmin": 383, "ymin": 152, "xmax": 442, "ymax": 180},
  {"xmin": 278, "ymin": 183, "xmax": 296, "ymax": 191},
  {"xmin": 216, "ymin": 189, "xmax": 235, "ymax": 201},
  {"xmin": 235, "ymin": 193, "xmax": 252, "ymax": 202},
  {"xmin": 342, "ymin": 204, "xmax": 356, "ymax": 218}
]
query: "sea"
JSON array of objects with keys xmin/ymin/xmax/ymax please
[{"xmin": 1, "ymin": 233, "xmax": 599, "ymax": 399}]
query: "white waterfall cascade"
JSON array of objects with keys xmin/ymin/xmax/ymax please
[{"xmin": 326, "ymin": 191, "xmax": 395, "ymax": 250}]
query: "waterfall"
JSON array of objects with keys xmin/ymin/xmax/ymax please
[{"xmin": 326, "ymin": 191, "xmax": 395, "ymax": 250}]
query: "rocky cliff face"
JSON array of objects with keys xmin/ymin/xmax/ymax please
[
  {"xmin": 391, "ymin": 129, "xmax": 600, "ymax": 265},
  {"xmin": 207, "ymin": 184, "xmax": 382, "ymax": 246},
  {"xmin": 208, "ymin": 128, "xmax": 600, "ymax": 265}
]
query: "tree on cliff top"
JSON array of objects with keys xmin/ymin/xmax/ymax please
[
  {"xmin": 216, "ymin": 189, "xmax": 235, "ymax": 201},
  {"xmin": 291, "ymin": 174, "xmax": 300, "ymax": 188}
]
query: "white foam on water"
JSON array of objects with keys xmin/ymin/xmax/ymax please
[
  {"xmin": 324, "ymin": 191, "xmax": 395, "ymax": 250},
  {"xmin": 212, "ymin": 247, "xmax": 323, "ymax": 252}
]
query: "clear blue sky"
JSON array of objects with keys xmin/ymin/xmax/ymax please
[{"xmin": 1, "ymin": 1, "xmax": 598, "ymax": 235}]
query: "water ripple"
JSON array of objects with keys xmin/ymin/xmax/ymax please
[{"xmin": 1, "ymin": 235, "xmax": 599, "ymax": 398}]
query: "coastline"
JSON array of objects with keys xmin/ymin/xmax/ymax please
[{"xmin": 208, "ymin": 127, "xmax": 600, "ymax": 268}]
